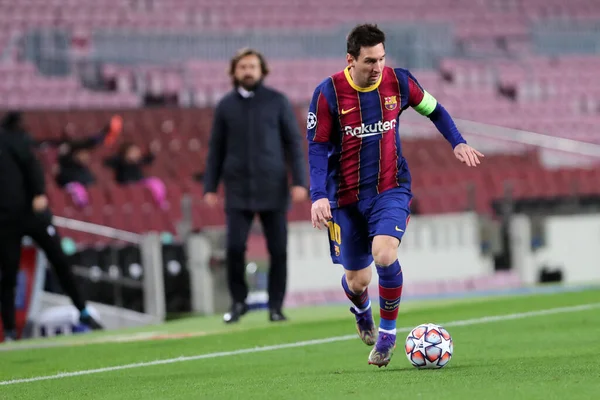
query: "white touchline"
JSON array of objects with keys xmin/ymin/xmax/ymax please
[{"xmin": 0, "ymin": 302, "xmax": 598, "ymax": 386}]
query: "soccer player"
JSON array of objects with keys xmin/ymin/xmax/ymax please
[{"xmin": 306, "ymin": 24, "xmax": 483, "ymax": 367}]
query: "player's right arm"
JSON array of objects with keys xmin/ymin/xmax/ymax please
[{"xmin": 307, "ymin": 82, "xmax": 333, "ymax": 229}]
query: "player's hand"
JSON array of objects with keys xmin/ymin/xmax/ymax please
[
  {"xmin": 291, "ymin": 186, "xmax": 308, "ymax": 202},
  {"xmin": 454, "ymin": 143, "xmax": 484, "ymax": 167},
  {"xmin": 204, "ymin": 192, "xmax": 219, "ymax": 208},
  {"xmin": 32, "ymin": 194, "xmax": 48, "ymax": 212},
  {"xmin": 311, "ymin": 198, "xmax": 332, "ymax": 230}
]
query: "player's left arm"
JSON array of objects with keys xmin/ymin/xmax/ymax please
[{"xmin": 406, "ymin": 71, "xmax": 484, "ymax": 167}]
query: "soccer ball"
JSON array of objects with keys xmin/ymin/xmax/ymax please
[{"xmin": 405, "ymin": 323, "xmax": 453, "ymax": 369}]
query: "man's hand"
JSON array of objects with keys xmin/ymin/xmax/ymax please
[
  {"xmin": 32, "ymin": 194, "xmax": 48, "ymax": 212},
  {"xmin": 454, "ymin": 143, "xmax": 484, "ymax": 167},
  {"xmin": 204, "ymin": 192, "xmax": 219, "ymax": 208},
  {"xmin": 311, "ymin": 198, "xmax": 332, "ymax": 230},
  {"xmin": 291, "ymin": 186, "xmax": 308, "ymax": 202}
]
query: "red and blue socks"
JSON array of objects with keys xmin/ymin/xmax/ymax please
[
  {"xmin": 341, "ymin": 274, "xmax": 370, "ymax": 312},
  {"xmin": 376, "ymin": 260, "xmax": 403, "ymax": 334}
]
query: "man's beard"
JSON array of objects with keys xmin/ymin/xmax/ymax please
[{"xmin": 235, "ymin": 76, "xmax": 262, "ymax": 91}]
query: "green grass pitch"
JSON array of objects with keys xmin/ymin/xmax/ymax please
[{"xmin": 0, "ymin": 287, "xmax": 598, "ymax": 400}]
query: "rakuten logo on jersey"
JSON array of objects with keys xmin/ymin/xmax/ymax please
[{"xmin": 343, "ymin": 119, "xmax": 397, "ymax": 138}]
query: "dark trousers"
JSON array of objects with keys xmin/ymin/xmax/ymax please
[
  {"xmin": 0, "ymin": 213, "xmax": 85, "ymax": 331},
  {"xmin": 226, "ymin": 209, "xmax": 288, "ymax": 310}
]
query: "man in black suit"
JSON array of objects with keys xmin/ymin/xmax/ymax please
[
  {"xmin": 0, "ymin": 112, "xmax": 102, "ymax": 341},
  {"xmin": 203, "ymin": 48, "xmax": 308, "ymax": 323}
]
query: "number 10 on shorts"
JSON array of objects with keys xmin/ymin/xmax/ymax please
[{"xmin": 328, "ymin": 221, "xmax": 341, "ymax": 244}]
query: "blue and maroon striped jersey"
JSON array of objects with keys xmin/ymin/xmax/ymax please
[{"xmin": 307, "ymin": 66, "xmax": 440, "ymax": 208}]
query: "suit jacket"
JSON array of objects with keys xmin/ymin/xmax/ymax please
[{"xmin": 204, "ymin": 84, "xmax": 307, "ymax": 211}]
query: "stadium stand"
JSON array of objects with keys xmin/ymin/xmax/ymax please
[{"xmin": 1, "ymin": 0, "xmax": 600, "ymax": 248}]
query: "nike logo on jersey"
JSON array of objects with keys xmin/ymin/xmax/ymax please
[
  {"xmin": 341, "ymin": 107, "xmax": 356, "ymax": 115},
  {"xmin": 395, "ymin": 226, "xmax": 404, "ymax": 232}
]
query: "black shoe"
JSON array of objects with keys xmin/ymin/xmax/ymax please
[
  {"xmin": 79, "ymin": 309, "xmax": 104, "ymax": 330},
  {"xmin": 269, "ymin": 309, "xmax": 287, "ymax": 322},
  {"xmin": 3, "ymin": 330, "xmax": 17, "ymax": 343},
  {"xmin": 223, "ymin": 302, "xmax": 249, "ymax": 324}
]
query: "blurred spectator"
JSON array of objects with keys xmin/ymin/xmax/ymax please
[
  {"xmin": 104, "ymin": 141, "xmax": 155, "ymax": 184},
  {"xmin": 105, "ymin": 141, "xmax": 167, "ymax": 208},
  {"xmin": 193, "ymin": 171, "xmax": 204, "ymax": 182},
  {"xmin": 411, "ymin": 198, "xmax": 420, "ymax": 215},
  {"xmin": 50, "ymin": 116, "xmax": 122, "ymax": 207}
]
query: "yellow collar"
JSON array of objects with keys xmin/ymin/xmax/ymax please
[{"xmin": 344, "ymin": 66, "xmax": 382, "ymax": 92}]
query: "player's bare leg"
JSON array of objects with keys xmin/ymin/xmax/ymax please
[
  {"xmin": 368, "ymin": 235, "xmax": 402, "ymax": 367},
  {"xmin": 343, "ymin": 267, "xmax": 377, "ymax": 346}
]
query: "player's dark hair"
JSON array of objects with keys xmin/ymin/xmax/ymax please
[
  {"xmin": 229, "ymin": 47, "xmax": 270, "ymax": 79},
  {"xmin": 346, "ymin": 24, "xmax": 386, "ymax": 59}
]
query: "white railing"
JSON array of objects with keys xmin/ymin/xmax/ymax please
[
  {"xmin": 52, "ymin": 216, "xmax": 142, "ymax": 243},
  {"xmin": 25, "ymin": 217, "xmax": 165, "ymax": 334},
  {"xmin": 399, "ymin": 112, "xmax": 600, "ymax": 168}
]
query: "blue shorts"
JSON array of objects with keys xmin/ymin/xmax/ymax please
[{"xmin": 327, "ymin": 187, "xmax": 412, "ymax": 271}]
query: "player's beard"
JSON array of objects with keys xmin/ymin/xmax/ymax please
[{"xmin": 235, "ymin": 76, "xmax": 262, "ymax": 91}]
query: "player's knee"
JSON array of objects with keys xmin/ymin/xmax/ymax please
[
  {"xmin": 373, "ymin": 250, "xmax": 397, "ymax": 267},
  {"xmin": 372, "ymin": 236, "xmax": 400, "ymax": 267},
  {"xmin": 346, "ymin": 268, "xmax": 371, "ymax": 292}
]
